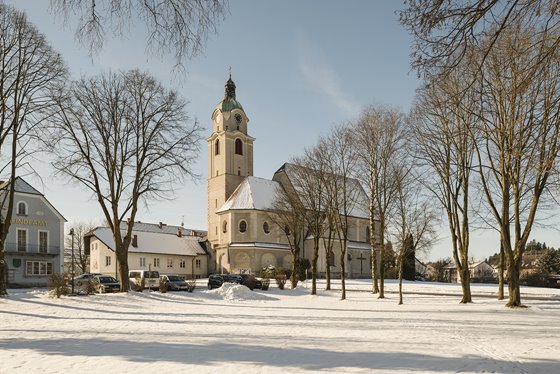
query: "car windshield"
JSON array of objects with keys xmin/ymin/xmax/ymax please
[
  {"xmin": 98, "ymin": 276, "xmax": 117, "ymax": 283},
  {"xmin": 146, "ymin": 271, "xmax": 159, "ymax": 278},
  {"xmin": 167, "ymin": 276, "xmax": 182, "ymax": 281}
]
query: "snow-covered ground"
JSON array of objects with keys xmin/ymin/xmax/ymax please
[{"xmin": 1, "ymin": 279, "xmax": 559, "ymax": 373}]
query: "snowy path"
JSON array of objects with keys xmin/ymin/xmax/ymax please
[{"xmin": 1, "ymin": 281, "xmax": 559, "ymax": 373}]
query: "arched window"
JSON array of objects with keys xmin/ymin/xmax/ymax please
[
  {"xmin": 222, "ymin": 221, "xmax": 228, "ymax": 233},
  {"xmin": 235, "ymin": 139, "xmax": 243, "ymax": 155},
  {"xmin": 17, "ymin": 201, "xmax": 27, "ymax": 215},
  {"xmin": 215, "ymin": 139, "xmax": 220, "ymax": 155},
  {"xmin": 263, "ymin": 222, "xmax": 270, "ymax": 234},
  {"xmin": 239, "ymin": 220, "xmax": 247, "ymax": 233}
]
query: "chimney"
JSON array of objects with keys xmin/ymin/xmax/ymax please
[
  {"xmin": 177, "ymin": 228, "xmax": 182, "ymax": 237},
  {"xmin": 132, "ymin": 234, "xmax": 138, "ymax": 248}
]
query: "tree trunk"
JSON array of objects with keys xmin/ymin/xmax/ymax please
[
  {"xmin": 0, "ymin": 247, "xmax": 7, "ymax": 296},
  {"xmin": 311, "ymin": 238, "xmax": 319, "ymax": 295},
  {"xmin": 117, "ymin": 248, "xmax": 130, "ymax": 291},
  {"xmin": 340, "ymin": 251, "xmax": 346, "ymax": 300},
  {"xmin": 506, "ymin": 258, "xmax": 522, "ymax": 307},
  {"xmin": 398, "ymin": 256, "xmax": 403, "ymax": 305},
  {"xmin": 459, "ymin": 266, "xmax": 472, "ymax": 303},
  {"xmin": 378, "ymin": 241, "xmax": 385, "ymax": 299},
  {"xmin": 291, "ymin": 249, "xmax": 298, "ymax": 289},
  {"xmin": 498, "ymin": 241, "xmax": 505, "ymax": 300},
  {"xmin": 370, "ymin": 206, "xmax": 379, "ymax": 294}
]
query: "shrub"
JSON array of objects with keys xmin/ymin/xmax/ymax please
[
  {"xmin": 295, "ymin": 257, "xmax": 311, "ymax": 281},
  {"xmin": 131, "ymin": 276, "xmax": 144, "ymax": 292},
  {"xmin": 275, "ymin": 274, "xmax": 287, "ymax": 289},
  {"xmin": 260, "ymin": 265, "xmax": 276, "ymax": 279},
  {"xmin": 187, "ymin": 279, "xmax": 196, "ymax": 292},
  {"xmin": 159, "ymin": 278, "xmax": 168, "ymax": 293},
  {"xmin": 48, "ymin": 273, "xmax": 69, "ymax": 298},
  {"xmin": 83, "ymin": 279, "xmax": 98, "ymax": 295}
]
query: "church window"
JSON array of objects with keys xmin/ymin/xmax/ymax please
[
  {"xmin": 263, "ymin": 222, "xmax": 270, "ymax": 234},
  {"xmin": 235, "ymin": 139, "xmax": 243, "ymax": 155},
  {"xmin": 17, "ymin": 201, "xmax": 27, "ymax": 215},
  {"xmin": 215, "ymin": 139, "xmax": 220, "ymax": 155},
  {"xmin": 222, "ymin": 221, "xmax": 227, "ymax": 233},
  {"xmin": 239, "ymin": 220, "xmax": 247, "ymax": 233}
]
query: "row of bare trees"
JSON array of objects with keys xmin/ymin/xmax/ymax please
[
  {"xmin": 403, "ymin": 1, "xmax": 560, "ymax": 307},
  {"xmin": 269, "ymin": 107, "xmax": 439, "ymax": 302},
  {"xmin": 1, "ymin": 1, "xmax": 221, "ymax": 294}
]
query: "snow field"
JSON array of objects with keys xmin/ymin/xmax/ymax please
[{"xmin": 1, "ymin": 279, "xmax": 559, "ymax": 373}]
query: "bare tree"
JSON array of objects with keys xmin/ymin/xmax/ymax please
[
  {"xmin": 411, "ymin": 53, "xmax": 479, "ymax": 303},
  {"xmin": 352, "ymin": 106, "xmax": 406, "ymax": 298},
  {"xmin": 322, "ymin": 125, "xmax": 361, "ymax": 300},
  {"xmin": 64, "ymin": 221, "xmax": 97, "ymax": 274},
  {"xmin": 400, "ymin": 0, "xmax": 560, "ymax": 76},
  {"xmin": 475, "ymin": 24, "xmax": 560, "ymax": 307},
  {"xmin": 267, "ymin": 182, "xmax": 306, "ymax": 289},
  {"xmin": 0, "ymin": 3, "xmax": 68, "ymax": 296},
  {"xmin": 49, "ymin": 0, "xmax": 228, "ymax": 70},
  {"xmin": 392, "ymin": 166, "xmax": 438, "ymax": 305},
  {"xmin": 49, "ymin": 70, "xmax": 201, "ymax": 291}
]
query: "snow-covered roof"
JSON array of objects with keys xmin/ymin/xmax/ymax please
[
  {"xmin": 119, "ymin": 221, "xmax": 207, "ymax": 237},
  {"xmin": 216, "ymin": 176, "xmax": 281, "ymax": 213},
  {"xmin": 91, "ymin": 227, "xmax": 206, "ymax": 256}
]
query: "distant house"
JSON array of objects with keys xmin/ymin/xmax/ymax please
[
  {"xmin": 85, "ymin": 221, "xmax": 209, "ymax": 280},
  {"xmin": 1, "ymin": 177, "xmax": 66, "ymax": 287},
  {"xmin": 443, "ymin": 261, "xmax": 495, "ymax": 283}
]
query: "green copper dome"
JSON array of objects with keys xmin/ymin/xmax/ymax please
[{"xmin": 216, "ymin": 75, "xmax": 244, "ymax": 112}]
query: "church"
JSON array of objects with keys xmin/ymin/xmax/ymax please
[{"xmin": 207, "ymin": 76, "xmax": 374, "ymax": 278}]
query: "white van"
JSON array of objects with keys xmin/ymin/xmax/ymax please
[{"xmin": 129, "ymin": 270, "xmax": 160, "ymax": 290}]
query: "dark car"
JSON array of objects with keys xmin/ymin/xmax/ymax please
[
  {"xmin": 160, "ymin": 275, "xmax": 195, "ymax": 292},
  {"xmin": 93, "ymin": 275, "xmax": 120, "ymax": 293},
  {"xmin": 208, "ymin": 273, "xmax": 264, "ymax": 291}
]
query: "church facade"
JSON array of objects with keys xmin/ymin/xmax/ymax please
[{"xmin": 207, "ymin": 76, "xmax": 375, "ymax": 278}]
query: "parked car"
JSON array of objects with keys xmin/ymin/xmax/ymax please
[
  {"xmin": 160, "ymin": 275, "xmax": 195, "ymax": 292},
  {"xmin": 72, "ymin": 273, "xmax": 101, "ymax": 290},
  {"xmin": 129, "ymin": 270, "xmax": 160, "ymax": 290},
  {"xmin": 93, "ymin": 275, "xmax": 120, "ymax": 293},
  {"xmin": 207, "ymin": 273, "xmax": 265, "ymax": 291}
]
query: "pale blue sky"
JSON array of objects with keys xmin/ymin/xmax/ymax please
[{"xmin": 8, "ymin": 1, "xmax": 559, "ymax": 261}]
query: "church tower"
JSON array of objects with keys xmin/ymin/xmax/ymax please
[{"xmin": 207, "ymin": 75, "xmax": 254, "ymax": 248}]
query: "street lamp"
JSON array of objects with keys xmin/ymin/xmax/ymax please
[{"xmin": 69, "ymin": 228, "xmax": 75, "ymax": 294}]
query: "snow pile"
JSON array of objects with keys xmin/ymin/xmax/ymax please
[{"xmin": 206, "ymin": 283, "xmax": 271, "ymax": 301}]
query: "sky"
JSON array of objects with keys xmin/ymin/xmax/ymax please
[{"xmin": 6, "ymin": 0, "xmax": 559, "ymax": 261}]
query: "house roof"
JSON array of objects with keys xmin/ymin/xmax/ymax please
[
  {"xmin": 119, "ymin": 221, "xmax": 206, "ymax": 237},
  {"xmin": 216, "ymin": 176, "xmax": 281, "ymax": 213},
  {"xmin": 1, "ymin": 177, "xmax": 66, "ymax": 222},
  {"xmin": 274, "ymin": 163, "xmax": 370, "ymax": 219},
  {"xmin": 90, "ymin": 227, "xmax": 207, "ymax": 256}
]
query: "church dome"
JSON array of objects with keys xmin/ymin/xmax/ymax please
[{"xmin": 215, "ymin": 75, "xmax": 244, "ymax": 113}]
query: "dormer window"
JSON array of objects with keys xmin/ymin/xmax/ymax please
[{"xmin": 17, "ymin": 201, "xmax": 27, "ymax": 215}]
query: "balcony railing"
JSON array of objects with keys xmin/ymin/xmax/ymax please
[{"xmin": 4, "ymin": 242, "xmax": 61, "ymax": 255}]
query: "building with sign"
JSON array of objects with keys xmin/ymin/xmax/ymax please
[{"xmin": 1, "ymin": 177, "xmax": 66, "ymax": 287}]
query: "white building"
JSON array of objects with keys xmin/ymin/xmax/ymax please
[
  {"xmin": 86, "ymin": 222, "xmax": 208, "ymax": 279},
  {"xmin": 1, "ymin": 177, "xmax": 66, "ymax": 287},
  {"xmin": 207, "ymin": 76, "xmax": 375, "ymax": 277}
]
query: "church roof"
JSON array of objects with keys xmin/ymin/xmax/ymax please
[
  {"xmin": 216, "ymin": 176, "xmax": 281, "ymax": 213},
  {"xmin": 90, "ymin": 226, "xmax": 207, "ymax": 256}
]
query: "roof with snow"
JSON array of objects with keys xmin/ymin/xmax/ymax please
[
  {"xmin": 216, "ymin": 176, "xmax": 281, "ymax": 213},
  {"xmin": 119, "ymin": 221, "xmax": 207, "ymax": 237},
  {"xmin": 90, "ymin": 227, "xmax": 207, "ymax": 256}
]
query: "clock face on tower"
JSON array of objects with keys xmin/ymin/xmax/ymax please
[{"xmin": 235, "ymin": 113, "xmax": 242, "ymax": 124}]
